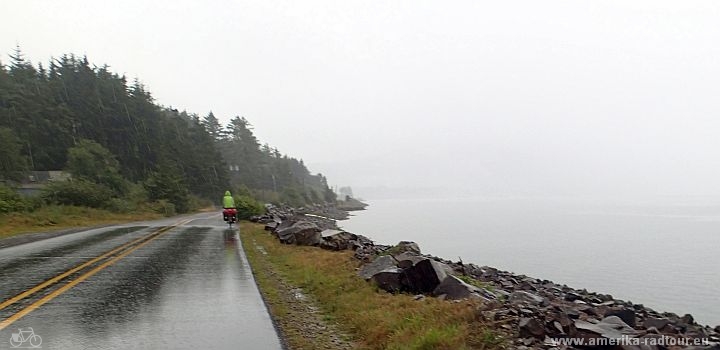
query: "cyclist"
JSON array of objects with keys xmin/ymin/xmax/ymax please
[{"xmin": 222, "ymin": 190, "xmax": 238, "ymax": 222}]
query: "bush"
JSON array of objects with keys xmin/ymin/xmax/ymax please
[
  {"xmin": 144, "ymin": 166, "xmax": 190, "ymax": 213},
  {"xmin": 41, "ymin": 180, "xmax": 114, "ymax": 208},
  {"xmin": 0, "ymin": 185, "xmax": 27, "ymax": 213},
  {"xmin": 234, "ymin": 194, "xmax": 265, "ymax": 220},
  {"xmin": 144, "ymin": 200, "xmax": 176, "ymax": 217},
  {"xmin": 22, "ymin": 195, "xmax": 44, "ymax": 211},
  {"xmin": 66, "ymin": 139, "xmax": 129, "ymax": 195},
  {"xmin": 126, "ymin": 183, "xmax": 149, "ymax": 204},
  {"xmin": 105, "ymin": 198, "xmax": 135, "ymax": 213},
  {"xmin": 187, "ymin": 195, "xmax": 213, "ymax": 212}
]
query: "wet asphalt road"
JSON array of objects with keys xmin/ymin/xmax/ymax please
[{"xmin": 0, "ymin": 213, "xmax": 282, "ymax": 349}]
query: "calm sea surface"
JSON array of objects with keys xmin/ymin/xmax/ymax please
[{"xmin": 340, "ymin": 196, "xmax": 720, "ymax": 326}]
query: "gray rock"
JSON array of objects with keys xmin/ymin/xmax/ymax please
[
  {"xmin": 403, "ymin": 258, "xmax": 447, "ymax": 294},
  {"xmin": 397, "ymin": 259, "xmax": 415, "ymax": 269},
  {"xmin": 509, "ymin": 291, "xmax": 547, "ymax": 307},
  {"xmin": 371, "ymin": 268, "xmax": 403, "ymax": 293},
  {"xmin": 432, "ymin": 275, "xmax": 482, "ymax": 300},
  {"xmin": 564, "ymin": 292, "xmax": 582, "ymax": 302},
  {"xmin": 273, "ymin": 216, "xmax": 297, "ymax": 234},
  {"xmin": 358, "ymin": 255, "xmax": 397, "ymax": 280},
  {"xmin": 560, "ymin": 306, "xmax": 581, "ymax": 319},
  {"xmin": 276, "ymin": 220, "xmax": 322, "ymax": 245},
  {"xmin": 519, "ymin": 317, "xmax": 545, "ymax": 339},
  {"xmin": 681, "ymin": 313, "xmax": 696, "ymax": 326},
  {"xmin": 598, "ymin": 293, "xmax": 614, "ymax": 302},
  {"xmin": 575, "ymin": 316, "xmax": 639, "ymax": 340},
  {"xmin": 645, "ymin": 327, "xmax": 660, "ymax": 334},
  {"xmin": 645, "ymin": 326, "xmax": 659, "ymax": 334},
  {"xmin": 393, "ymin": 252, "xmax": 427, "ymax": 268},
  {"xmin": 264, "ymin": 222, "xmax": 278, "ymax": 231},
  {"xmin": 319, "ymin": 230, "xmax": 357, "ymax": 251},
  {"xmin": 519, "ymin": 308, "xmax": 535, "ymax": 316},
  {"xmin": 396, "ymin": 241, "xmax": 421, "ymax": 254},
  {"xmin": 606, "ymin": 307, "xmax": 636, "ymax": 327},
  {"xmin": 320, "ymin": 229, "xmax": 345, "ymax": 237},
  {"xmin": 643, "ymin": 317, "xmax": 670, "ymax": 330},
  {"xmin": 493, "ymin": 289, "xmax": 511, "ymax": 299},
  {"xmin": 546, "ymin": 310, "xmax": 576, "ymax": 337},
  {"xmin": 257, "ymin": 217, "xmax": 275, "ymax": 224}
]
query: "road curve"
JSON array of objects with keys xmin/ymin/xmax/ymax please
[{"xmin": 0, "ymin": 213, "xmax": 283, "ymax": 350}]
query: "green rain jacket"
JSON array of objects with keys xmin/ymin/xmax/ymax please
[{"xmin": 222, "ymin": 191, "xmax": 236, "ymax": 209}]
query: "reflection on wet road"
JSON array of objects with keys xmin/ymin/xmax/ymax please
[{"xmin": 0, "ymin": 213, "xmax": 282, "ymax": 349}]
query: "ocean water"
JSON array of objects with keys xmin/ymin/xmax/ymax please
[{"xmin": 340, "ymin": 196, "xmax": 720, "ymax": 326}]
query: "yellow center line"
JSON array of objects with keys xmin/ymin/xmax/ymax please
[
  {"xmin": 0, "ymin": 218, "xmax": 193, "ymax": 331},
  {"xmin": 0, "ymin": 218, "xmax": 193, "ymax": 311}
]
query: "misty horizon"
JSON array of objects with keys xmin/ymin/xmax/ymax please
[{"xmin": 4, "ymin": 1, "xmax": 720, "ymax": 198}]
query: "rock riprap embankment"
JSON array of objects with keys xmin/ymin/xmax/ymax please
[{"xmin": 250, "ymin": 205, "xmax": 719, "ymax": 350}]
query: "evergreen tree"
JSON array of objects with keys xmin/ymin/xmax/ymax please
[
  {"xmin": 0, "ymin": 127, "xmax": 28, "ymax": 181},
  {"xmin": 0, "ymin": 48, "xmax": 333, "ymax": 207},
  {"xmin": 201, "ymin": 111, "xmax": 223, "ymax": 142}
]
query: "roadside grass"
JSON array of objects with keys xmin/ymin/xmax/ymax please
[
  {"xmin": 240, "ymin": 222, "xmax": 507, "ymax": 350},
  {"xmin": 0, "ymin": 205, "xmax": 162, "ymax": 239}
]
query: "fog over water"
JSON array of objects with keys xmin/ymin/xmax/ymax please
[{"xmin": 341, "ymin": 196, "xmax": 720, "ymax": 326}]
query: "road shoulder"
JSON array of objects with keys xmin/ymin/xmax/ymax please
[{"xmin": 240, "ymin": 223, "xmax": 355, "ymax": 350}]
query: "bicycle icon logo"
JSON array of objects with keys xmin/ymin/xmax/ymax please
[{"xmin": 9, "ymin": 328, "xmax": 42, "ymax": 348}]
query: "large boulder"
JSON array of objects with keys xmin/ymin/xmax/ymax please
[
  {"xmin": 371, "ymin": 268, "xmax": 404, "ymax": 293},
  {"xmin": 358, "ymin": 255, "xmax": 397, "ymax": 280},
  {"xmin": 403, "ymin": 258, "xmax": 447, "ymax": 294},
  {"xmin": 395, "ymin": 241, "xmax": 421, "ymax": 254},
  {"xmin": 272, "ymin": 216, "xmax": 297, "ymax": 235},
  {"xmin": 432, "ymin": 275, "xmax": 484, "ymax": 300},
  {"xmin": 319, "ymin": 230, "xmax": 358, "ymax": 251},
  {"xmin": 394, "ymin": 251, "xmax": 426, "ymax": 269},
  {"xmin": 276, "ymin": 220, "xmax": 322, "ymax": 246}
]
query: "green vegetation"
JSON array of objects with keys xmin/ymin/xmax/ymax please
[
  {"xmin": 0, "ymin": 47, "xmax": 337, "ymax": 232},
  {"xmin": 0, "ymin": 205, "xmax": 161, "ymax": 239},
  {"xmin": 41, "ymin": 179, "xmax": 114, "ymax": 208},
  {"xmin": 0, "ymin": 184, "xmax": 34, "ymax": 213},
  {"xmin": 457, "ymin": 274, "xmax": 492, "ymax": 290},
  {"xmin": 0, "ymin": 127, "xmax": 28, "ymax": 181},
  {"xmin": 233, "ymin": 194, "xmax": 264, "ymax": 220},
  {"xmin": 241, "ymin": 223, "xmax": 507, "ymax": 350}
]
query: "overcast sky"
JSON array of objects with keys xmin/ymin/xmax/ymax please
[{"xmin": 3, "ymin": 1, "xmax": 720, "ymax": 197}]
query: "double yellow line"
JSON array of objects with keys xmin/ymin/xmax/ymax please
[{"xmin": 0, "ymin": 218, "xmax": 193, "ymax": 331}]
